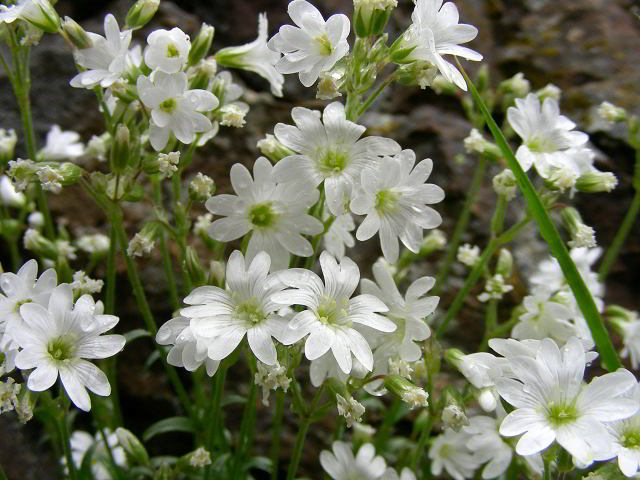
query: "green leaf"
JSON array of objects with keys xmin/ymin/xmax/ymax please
[
  {"xmin": 244, "ymin": 456, "xmax": 273, "ymax": 473},
  {"xmin": 142, "ymin": 416, "xmax": 195, "ymax": 442},
  {"xmin": 457, "ymin": 59, "xmax": 620, "ymax": 371},
  {"xmin": 123, "ymin": 328, "xmax": 151, "ymax": 344}
]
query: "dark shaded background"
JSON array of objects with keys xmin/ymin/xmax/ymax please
[{"xmin": 1, "ymin": 0, "xmax": 639, "ymax": 478}]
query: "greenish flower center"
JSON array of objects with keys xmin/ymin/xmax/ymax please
[
  {"xmin": 13, "ymin": 298, "xmax": 32, "ymax": 313},
  {"xmin": 235, "ymin": 298, "xmax": 265, "ymax": 324},
  {"xmin": 315, "ymin": 296, "xmax": 350, "ymax": 326},
  {"xmin": 159, "ymin": 98, "xmax": 177, "ymax": 113},
  {"xmin": 621, "ymin": 430, "xmax": 640, "ymax": 449},
  {"xmin": 248, "ymin": 202, "xmax": 276, "ymax": 228},
  {"xmin": 526, "ymin": 137, "xmax": 555, "ymax": 153},
  {"xmin": 319, "ymin": 149, "xmax": 349, "ymax": 175},
  {"xmin": 166, "ymin": 42, "xmax": 180, "ymax": 58},
  {"xmin": 375, "ymin": 189, "xmax": 397, "ymax": 214},
  {"xmin": 47, "ymin": 336, "xmax": 75, "ymax": 362},
  {"xmin": 313, "ymin": 34, "xmax": 333, "ymax": 56},
  {"xmin": 547, "ymin": 401, "xmax": 578, "ymax": 426}
]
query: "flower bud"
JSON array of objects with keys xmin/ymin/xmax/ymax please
[
  {"xmin": 492, "ymin": 169, "xmax": 517, "ymax": 200},
  {"xmin": 27, "ymin": 211, "xmax": 44, "ymax": 229},
  {"xmin": 7, "ymin": 159, "xmax": 37, "ymax": 191},
  {"xmin": 127, "ymin": 223, "xmax": 159, "ymax": 257},
  {"xmin": 317, "ymin": 68, "xmax": 345, "ymax": 100},
  {"xmin": 353, "ymin": 0, "xmax": 396, "ymax": 37},
  {"xmin": 0, "ymin": 129, "xmax": 17, "ymax": 164},
  {"xmin": 383, "ymin": 375, "xmax": 429, "ymax": 409},
  {"xmin": 116, "ymin": 427, "xmax": 150, "ymax": 466},
  {"xmin": 189, "ymin": 23, "xmax": 215, "ymax": 66},
  {"xmin": 457, "ymin": 243, "xmax": 480, "ymax": 267},
  {"xmin": 209, "ymin": 260, "xmax": 225, "ymax": 287},
  {"xmin": 561, "ymin": 207, "xmax": 596, "ymax": 248},
  {"xmin": 184, "ymin": 246, "xmax": 206, "ymax": 287},
  {"xmin": 23, "ymin": 228, "xmax": 57, "ymax": 259},
  {"xmin": 496, "ymin": 248, "xmax": 513, "ymax": 278},
  {"xmin": 257, "ymin": 134, "xmax": 295, "ymax": 163},
  {"xmin": 181, "ymin": 447, "xmax": 211, "ymax": 469},
  {"xmin": 336, "ymin": 393, "xmax": 365, "ymax": 427},
  {"xmin": 110, "ymin": 81, "xmax": 138, "ymax": 103},
  {"xmin": 419, "ymin": 229, "xmax": 446, "ymax": 255},
  {"xmin": 352, "ymin": 423, "xmax": 376, "ymax": 445},
  {"xmin": 220, "ymin": 103, "xmax": 249, "ymax": 128},
  {"xmin": 0, "ymin": 219, "xmax": 20, "ymax": 238},
  {"xmin": 187, "ymin": 58, "xmax": 217, "ymax": 90},
  {"xmin": 597, "ymin": 101, "xmax": 627, "ymax": 125},
  {"xmin": 61, "ymin": 16, "xmax": 92, "ymax": 49},
  {"xmin": 125, "ymin": 0, "xmax": 160, "ymax": 30},
  {"xmin": 498, "ymin": 72, "xmax": 530, "ymax": 109},
  {"xmin": 442, "ymin": 403, "xmax": 469, "ymax": 432},
  {"xmin": 463, "ymin": 128, "xmax": 501, "ymax": 161},
  {"xmin": 188, "ymin": 172, "xmax": 215, "ymax": 202},
  {"xmin": 395, "ymin": 60, "xmax": 438, "ymax": 90},
  {"xmin": 536, "ymin": 83, "xmax": 561, "ymax": 102},
  {"xmin": 477, "ymin": 274, "xmax": 513, "ymax": 302},
  {"xmin": 110, "ymin": 125, "xmax": 130, "ymax": 174},
  {"xmin": 76, "ymin": 233, "xmax": 110, "ymax": 256},
  {"xmin": 21, "ymin": 0, "xmax": 60, "ymax": 34},
  {"xmin": 0, "ymin": 175, "xmax": 26, "ymax": 207},
  {"xmin": 477, "ymin": 388, "xmax": 498, "ymax": 412},
  {"xmin": 575, "ymin": 171, "xmax": 618, "ymax": 193}
]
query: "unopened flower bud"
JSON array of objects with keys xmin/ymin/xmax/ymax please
[
  {"xmin": 7, "ymin": 159, "xmax": 37, "ymax": 191},
  {"xmin": 0, "ymin": 175, "xmax": 26, "ymax": 207},
  {"xmin": 61, "ymin": 16, "xmax": 92, "ymax": 49},
  {"xmin": 188, "ymin": 172, "xmax": 215, "ymax": 201},
  {"xmin": 23, "ymin": 228, "xmax": 57, "ymax": 258},
  {"xmin": 71, "ymin": 270, "xmax": 103, "ymax": 294},
  {"xmin": 116, "ymin": 427, "xmax": 150, "ymax": 466},
  {"xmin": 209, "ymin": 260, "xmax": 225, "ymax": 287},
  {"xmin": 220, "ymin": 103, "xmax": 249, "ymax": 128},
  {"xmin": 36, "ymin": 165, "xmax": 63, "ymax": 193},
  {"xmin": 317, "ymin": 69, "xmax": 344, "ymax": 100},
  {"xmin": 157, "ymin": 152, "xmax": 180, "ymax": 178},
  {"xmin": 257, "ymin": 134, "xmax": 294, "ymax": 163},
  {"xmin": 477, "ymin": 274, "xmax": 513, "ymax": 302},
  {"xmin": 125, "ymin": 0, "xmax": 159, "ymax": 30},
  {"xmin": 546, "ymin": 166, "xmax": 578, "ymax": 192},
  {"xmin": 496, "ymin": 248, "xmax": 513, "ymax": 278},
  {"xmin": 110, "ymin": 81, "xmax": 138, "ymax": 103},
  {"xmin": 420, "ymin": 229, "xmax": 446, "ymax": 255},
  {"xmin": 536, "ymin": 83, "xmax": 561, "ymax": 102},
  {"xmin": 561, "ymin": 207, "xmax": 596, "ymax": 248},
  {"xmin": 255, "ymin": 361, "xmax": 291, "ymax": 406},
  {"xmin": 110, "ymin": 125, "xmax": 130, "ymax": 174},
  {"xmin": 442, "ymin": 404, "xmax": 469, "ymax": 432},
  {"xmin": 492, "ymin": 169, "xmax": 517, "ymax": 200},
  {"xmin": 27, "ymin": 211, "xmax": 44, "ymax": 229},
  {"xmin": 353, "ymin": 0, "xmax": 397, "ymax": 37},
  {"xmin": 463, "ymin": 128, "xmax": 501, "ymax": 160},
  {"xmin": 187, "ymin": 58, "xmax": 217, "ymax": 90},
  {"xmin": 193, "ymin": 213, "xmax": 213, "ymax": 237},
  {"xmin": 597, "ymin": 101, "xmax": 627, "ymax": 125},
  {"xmin": 336, "ymin": 393, "xmax": 365, "ymax": 427},
  {"xmin": 185, "ymin": 447, "xmax": 211, "ymax": 468},
  {"xmin": 457, "ymin": 243, "xmax": 480, "ymax": 267},
  {"xmin": 499, "ymin": 72, "xmax": 530, "ymax": 99},
  {"xmin": 477, "ymin": 388, "xmax": 498, "ymax": 412},
  {"xmin": 188, "ymin": 23, "xmax": 215, "ymax": 66},
  {"xmin": 21, "ymin": 0, "xmax": 60, "ymax": 34},
  {"xmin": 184, "ymin": 246, "xmax": 206, "ymax": 287},
  {"xmin": 575, "ymin": 171, "xmax": 618, "ymax": 193},
  {"xmin": 76, "ymin": 233, "xmax": 110, "ymax": 255},
  {"xmin": 127, "ymin": 223, "xmax": 159, "ymax": 257},
  {"xmin": 383, "ymin": 375, "xmax": 429, "ymax": 409},
  {"xmin": 0, "ymin": 129, "xmax": 17, "ymax": 163}
]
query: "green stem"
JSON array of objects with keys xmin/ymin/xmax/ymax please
[
  {"xmin": 152, "ymin": 178, "xmax": 180, "ymax": 311},
  {"xmin": 459, "ymin": 60, "xmax": 620, "ymax": 371},
  {"xmin": 411, "ymin": 415, "xmax": 434, "ymax": 471},
  {"xmin": 599, "ymin": 158, "xmax": 640, "ymax": 280},
  {"xmin": 355, "ymin": 74, "xmax": 395, "ymax": 119},
  {"xmin": 436, "ymin": 217, "xmax": 531, "ymax": 337},
  {"xmin": 59, "ymin": 394, "xmax": 77, "ymax": 480},
  {"xmin": 434, "ymin": 157, "xmax": 487, "ymax": 295},
  {"xmin": 286, "ymin": 385, "xmax": 325, "ymax": 480},
  {"xmin": 270, "ymin": 390, "xmax": 285, "ymax": 480},
  {"xmin": 480, "ymin": 299, "xmax": 498, "ymax": 350},
  {"xmin": 232, "ymin": 361, "xmax": 258, "ymax": 480},
  {"xmin": 205, "ymin": 365, "xmax": 228, "ymax": 480},
  {"xmin": 110, "ymin": 207, "xmax": 196, "ymax": 421},
  {"xmin": 374, "ymin": 399, "xmax": 403, "ymax": 451}
]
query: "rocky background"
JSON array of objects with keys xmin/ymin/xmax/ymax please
[{"xmin": 1, "ymin": 0, "xmax": 639, "ymax": 478}]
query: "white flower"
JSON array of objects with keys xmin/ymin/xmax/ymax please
[
  {"xmin": 39, "ymin": 125, "xmax": 84, "ymax": 161},
  {"xmin": 336, "ymin": 393, "xmax": 365, "ymax": 427},
  {"xmin": 10, "ymin": 284, "xmax": 125, "ymax": 411},
  {"xmin": 137, "ymin": 71, "xmax": 218, "ymax": 151},
  {"xmin": 443, "ymin": 404, "xmax": 470, "ymax": 432},
  {"xmin": 323, "ymin": 213, "xmax": 356, "ymax": 260},
  {"xmin": 463, "ymin": 128, "xmax": 487, "ymax": 154},
  {"xmin": 144, "ymin": 27, "xmax": 190, "ymax": 74},
  {"xmin": 401, "ymin": 385, "xmax": 429, "ymax": 409},
  {"xmin": 127, "ymin": 232, "xmax": 155, "ymax": 257},
  {"xmin": 492, "ymin": 169, "xmax": 517, "ymax": 200},
  {"xmin": 477, "ymin": 274, "xmax": 512, "ymax": 302},
  {"xmin": 156, "ymin": 316, "xmax": 220, "ymax": 376},
  {"xmin": 309, "ymin": 350, "xmax": 364, "ymax": 387},
  {"xmin": 273, "ymin": 102, "xmax": 401, "ymax": 215},
  {"xmin": 193, "ymin": 213, "xmax": 213, "ymax": 236},
  {"xmin": 429, "ymin": 428, "xmax": 479, "ymax": 480},
  {"xmin": 507, "ymin": 93, "xmax": 588, "ymax": 178},
  {"xmin": 0, "ymin": 128, "xmax": 17, "ymax": 160},
  {"xmin": 272, "ymin": 251, "xmax": 395, "ymax": 374},
  {"xmin": 457, "ymin": 243, "xmax": 480, "ymax": 267},
  {"xmin": 384, "ymin": 468, "xmax": 417, "ymax": 480},
  {"xmin": 0, "ymin": 0, "xmax": 59, "ymax": 32},
  {"xmin": 70, "ymin": 14, "xmax": 132, "ymax": 88},
  {"xmin": 360, "ymin": 259, "xmax": 437, "ymax": 377},
  {"xmin": 0, "ymin": 175, "xmax": 26, "ymax": 207},
  {"xmin": 157, "ymin": 151, "xmax": 180, "ymax": 178},
  {"xmin": 70, "ymin": 271, "xmax": 104, "ymax": 295},
  {"xmin": 37, "ymin": 165, "xmax": 63, "ymax": 193},
  {"xmin": 536, "ymin": 83, "xmax": 561, "ymax": 102},
  {"xmin": 605, "ymin": 385, "xmax": 640, "ymax": 477},
  {"xmin": 219, "ymin": 103, "xmax": 249, "ymax": 128},
  {"xmin": 56, "ymin": 239, "xmax": 77, "ymax": 260},
  {"xmin": 27, "ymin": 212, "xmax": 44, "ymax": 229},
  {"xmin": 267, "ymin": 0, "xmax": 350, "ymax": 87},
  {"xmin": 254, "ymin": 360, "xmax": 291, "ymax": 405},
  {"xmin": 67, "ymin": 429, "xmax": 126, "ymax": 480},
  {"xmin": 350, "ymin": 150, "xmax": 444, "ymax": 263},
  {"xmin": 216, "ymin": 13, "xmax": 284, "ymax": 97},
  {"xmin": 76, "ymin": 233, "xmax": 110, "ymax": 255},
  {"xmin": 0, "ymin": 378, "xmax": 21, "ymax": 414},
  {"xmin": 85, "ymin": 134, "xmax": 108, "ymax": 162},
  {"xmin": 496, "ymin": 337, "xmax": 638, "ymax": 466},
  {"xmin": 188, "ymin": 447, "xmax": 212, "ymax": 468},
  {"xmin": 320, "ymin": 442, "xmax": 388, "ymax": 480},
  {"xmin": 189, "ymin": 172, "xmax": 215, "ymax": 200},
  {"xmin": 464, "ymin": 414, "xmax": 529, "ymax": 480},
  {"xmin": 568, "ymin": 223, "xmax": 596, "ymax": 249},
  {"xmin": 206, "ymin": 157, "xmax": 323, "ymax": 271},
  {"xmin": 401, "ymin": 0, "xmax": 482, "ymax": 91},
  {"xmin": 185, "ymin": 251, "xmax": 304, "ymax": 365},
  {"xmin": 598, "ymin": 101, "xmax": 626, "ymax": 125},
  {"xmin": 511, "ymin": 291, "xmax": 584, "ymax": 344},
  {"xmin": 616, "ymin": 315, "xmax": 640, "ymax": 370}
]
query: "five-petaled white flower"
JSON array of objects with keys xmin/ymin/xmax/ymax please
[
  {"xmin": 400, "ymin": 0, "xmax": 482, "ymax": 91},
  {"xmin": 268, "ymin": 0, "xmax": 350, "ymax": 87},
  {"xmin": 10, "ymin": 284, "xmax": 125, "ymax": 411},
  {"xmin": 137, "ymin": 71, "xmax": 218, "ymax": 150},
  {"xmin": 350, "ymin": 150, "xmax": 444, "ymax": 263},
  {"xmin": 38, "ymin": 125, "xmax": 84, "ymax": 161},
  {"xmin": 507, "ymin": 93, "xmax": 589, "ymax": 178},
  {"xmin": 428, "ymin": 428, "xmax": 479, "ymax": 480},
  {"xmin": 496, "ymin": 337, "xmax": 638, "ymax": 466},
  {"xmin": 70, "ymin": 14, "xmax": 132, "ymax": 89},
  {"xmin": 184, "ymin": 251, "xmax": 304, "ymax": 365},
  {"xmin": 272, "ymin": 251, "xmax": 395, "ymax": 374},
  {"xmin": 144, "ymin": 27, "xmax": 191, "ymax": 74},
  {"xmin": 205, "ymin": 157, "xmax": 324, "ymax": 271},
  {"xmin": 216, "ymin": 13, "xmax": 284, "ymax": 97},
  {"xmin": 320, "ymin": 441, "xmax": 391, "ymax": 480},
  {"xmin": 273, "ymin": 102, "xmax": 401, "ymax": 215},
  {"xmin": 604, "ymin": 384, "xmax": 640, "ymax": 478}
]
